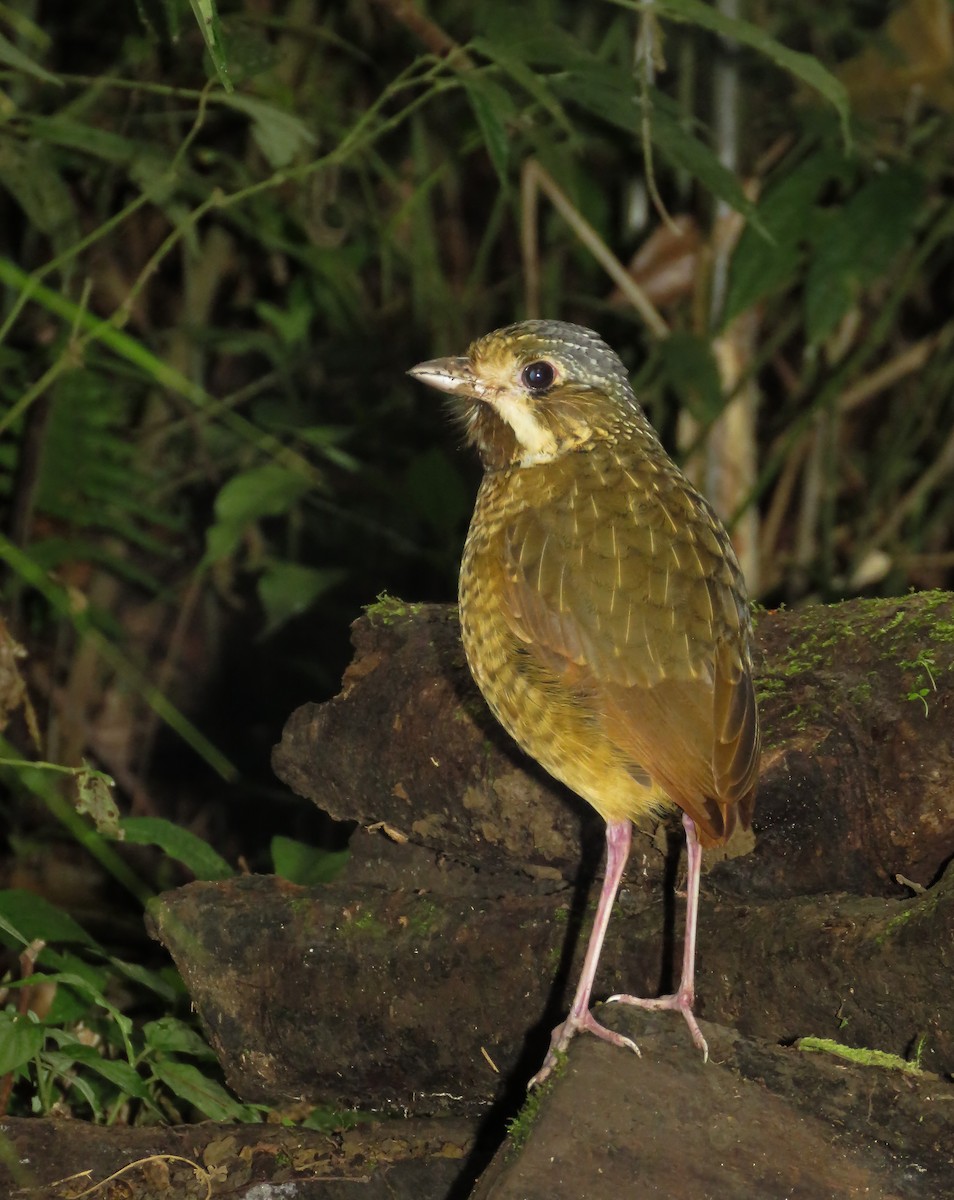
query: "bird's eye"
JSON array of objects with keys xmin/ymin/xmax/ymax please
[{"xmin": 521, "ymin": 360, "xmax": 556, "ymax": 392}]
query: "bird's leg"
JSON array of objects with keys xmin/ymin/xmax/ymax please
[
  {"xmin": 529, "ymin": 818, "xmax": 640, "ymax": 1088},
  {"xmin": 606, "ymin": 812, "xmax": 709, "ymax": 1061}
]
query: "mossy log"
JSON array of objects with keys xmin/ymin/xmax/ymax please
[
  {"xmin": 145, "ymin": 591, "xmax": 954, "ymax": 1198},
  {"xmin": 147, "ymin": 844, "xmax": 954, "ymax": 1110},
  {"xmin": 273, "ymin": 592, "xmax": 954, "ymax": 896}
]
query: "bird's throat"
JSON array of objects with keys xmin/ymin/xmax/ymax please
[
  {"xmin": 462, "ymin": 398, "xmax": 520, "ymax": 471},
  {"xmin": 464, "ymin": 394, "xmax": 594, "ymax": 471}
]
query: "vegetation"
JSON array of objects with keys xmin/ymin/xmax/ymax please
[
  {"xmin": 796, "ymin": 1035, "xmax": 927, "ymax": 1076},
  {"xmin": 1, "ymin": 0, "xmax": 953, "ymax": 1123}
]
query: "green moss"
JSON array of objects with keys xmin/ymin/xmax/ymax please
[
  {"xmin": 757, "ymin": 591, "xmax": 954, "ymax": 740},
  {"xmin": 506, "ymin": 1087, "xmax": 543, "ymax": 1152},
  {"xmin": 755, "ymin": 609, "xmax": 838, "ymax": 735},
  {"xmin": 288, "ymin": 894, "xmax": 318, "ymax": 917},
  {"xmin": 406, "ymin": 897, "xmax": 441, "ymax": 937},
  {"xmin": 845, "ymin": 678, "xmax": 873, "ymax": 707},
  {"xmin": 506, "ymin": 1060, "xmax": 565, "ymax": 1153},
  {"xmin": 875, "ymin": 889, "xmax": 941, "ymax": 945},
  {"xmin": 355, "ymin": 910, "xmax": 387, "ymax": 935},
  {"xmin": 851, "ymin": 590, "xmax": 954, "ymax": 654},
  {"xmin": 363, "ymin": 591, "xmax": 424, "ymax": 626},
  {"xmin": 337, "ymin": 908, "xmax": 388, "ymax": 939},
  {"xmin": 878, "ymin": 907, "xmax": 917, "ymax": 942},
  {"xmin": 861, "ymin": 592, "xmax": 954, "ymax": 709},
  {"xmin": 796, "ymin": 1036, "xmax": 925, "ymax": 1076},
  {"xmin": 336, "ymin": 896, "xmax": 446, "ymax": 941}
]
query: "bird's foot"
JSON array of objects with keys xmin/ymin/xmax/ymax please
[
  {"xmin": 528, "ymin": 1008, "xmax": 641, "ymax": 1089},
  {"xmin": 606, "ymin": 987, "xmax": 709, "ymax": 1062}
]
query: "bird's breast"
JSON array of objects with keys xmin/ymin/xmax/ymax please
[{"xmin": 462, "ymin": 446, "xmax": 750, "ymax": 670}]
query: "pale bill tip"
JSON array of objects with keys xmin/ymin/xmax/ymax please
[{"xmin": 407, "ymin": 358, "xmax": 474, "ymax": 395}]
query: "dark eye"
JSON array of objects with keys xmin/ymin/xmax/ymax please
[{"xmin": 521, "ymin": 360, "xmax": 556, "ymax": 392}]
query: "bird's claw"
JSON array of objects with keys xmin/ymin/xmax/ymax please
[
  {"xmin": 606, "ymin": 989, "xmax": 709, "ymax": 1062},
  {"xmin": 528, "ymin": 1009, "xmax": 641, "ymax": 1089}
]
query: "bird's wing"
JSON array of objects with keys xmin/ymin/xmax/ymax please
[{"xmin": 500, "ymin": 460, "xmax": 759, "ymax": 841}]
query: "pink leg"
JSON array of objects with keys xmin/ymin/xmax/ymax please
[
  {"xmin": 606, "ymin": 812, "xmax": 709, "ymax": 1061},
  {"xmin": 529, "ymin": 819, "xmax": 640, "ymax": 1088}
]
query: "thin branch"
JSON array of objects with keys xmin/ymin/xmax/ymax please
[
  {"xmin": 838, "ymin": 329, "xmax": 946, "ymax": 414},
  {"xmin": 521, "ymin": 159, "xmax": 542, "ymax": 317},
  {"xmin": 368, "ymin": 0, "xmax": 475, "ymax": 68},
  {"xmin": 635, "ymin": 3, "xmax": 678, "ymax": 232},
  {"xmin": 522, "ymin": 159, "xmax": 669, "ymax": 338}
]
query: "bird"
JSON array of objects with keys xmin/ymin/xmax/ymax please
[{"xmin": 408, "ymin": 319, "xmax": 760, "ymax": 1087}]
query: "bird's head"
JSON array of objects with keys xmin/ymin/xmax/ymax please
[{"xmin": 409, "ymin": 320, "xmax": 654, "ymax": 472}]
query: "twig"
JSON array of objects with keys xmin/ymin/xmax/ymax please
[
  {"xmin": 520, "ymin": 161, "xmax": 541, "ymax": 316},
  {"xmin": 369, "ymin": 0, "xmax": 474, "ymax": 67},
  {"xmin": 838, "ymin": 329, "xmax": 946, "ymax": 414},
  {"xmin": 635, "ymin": 2, "xmax": 678, "ymax": 233},
  {"xmin": 521, "ymin": 159, "xmax": 669, "ymax": 338}
]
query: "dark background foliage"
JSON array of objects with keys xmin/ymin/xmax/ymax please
[{"xmin": 1, "ymin": 0, "xmax": 953, "ymax": 1121}]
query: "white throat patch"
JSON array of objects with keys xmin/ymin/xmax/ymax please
[{"xmin": 490, "ymin": 391, "xmax": 559, "ymax": 466}]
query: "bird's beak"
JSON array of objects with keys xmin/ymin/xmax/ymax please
[{"xmin": 408, "ymin": 356, "xmax": 482, "ymax": 398}]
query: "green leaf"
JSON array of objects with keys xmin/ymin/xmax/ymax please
[
  {"xmin": 204, "ymin": 465, "xmax": 311, "ymax": 564},
  {"xmin": 0, "ymin": 137, "xmax": 78, "ymax": 247},
  {"xmin": 461, "ymin": 73, "xmax": 515, "ymax": 182},
  {"xmin": 188, "ymin": 0, "xmax": 233, "ymax": 91},
  {"xmin": 28, "ymin": 117, "xmax": 149, "ymax": 167},
  {"xmin": 614, "ymin": 0, "xmax": 850, "ymax": 144},
  {"xmin": 805, "ymin": 167, "xmax": 924, "ymax": 345},
  {"xmin": 645, "ymin": 89, "xmax": 757, "ymax": 223},
  {"xmin": 219, "ymin": 95, "xmax": 317, "ymax": 168},
  {"xmin": 144, "ymin": 1016, "xmax": 218, "ymax": 1059},
  {"xmin": 0, "ymin": 1011, "xmax": 45, "ymax": 1074},
  {"xmin": 258, "ymin": 561, "xmax": 345, "ymax": 638},
  {"xmin": 296, "ymin": 426, "xmax": 360, "ymax": 472},
  {"xmin": 58, "ymin": 1042, "xmax": 157, "ymax": 1106},
  {"xmin": 13, "ymin": 971, "xmax": 134, "ymax": 1060},
  {"xmin": 555, "ymin": 71, "xmax": 756, "ymax": 221},
  {"xmin": 37, "ymin": 945, "xmax": 108, "ymax": 986},
  {"xmin": 120, "ymin": 816, "xmax": 234, "ymax": 880},
  {"xmin": 0, "ymin": 889, "xmax": 96, "ymax": 947},
  {"xmin": 271, "ymin": 836, "xmax": 350, "ymax": 886},
  {"xmin": 477, "ymin": 10, "xmax": 596, "ymax": 69},
  {"xmin": 471, "ymin": 37, "xmax": 575, "ymax": 136},
  {"xmin": 159, "ymin": 0, "xmax": 184, "ymax": 41},
  {"xmin": 105, "ymin": 955, "xmax": 178, "ymax": 1003},
  {"xmin": 552, "ymin": 63, "xmax": 637, "ymax": 135},
  {"xmin": 151, "ymin": 1059, "xmax": 261, "ymax": 1122},
  {"xmin": 657, "ymin": 332, "xmax": 723, "ymax": 422},
  {"xmin": 19, "ymin": 947, "xmax": 113, "ymax": 1026},
  {"xmin": 213, "ymin": 464, "xmax": 311, "ymax": 523},
  {"xmin": 300, "ymin": 1105, "xmax": 368, "ymax": 1133},
  {"xmin": 39, "ymin": 1048, "xmax": 105, "ymax": 1120},
  {"xmin": 723, "ymin": 151, "xmax": 843, "ymax": 324},
  {"xmin": 254, "ymin": 279, "xmax": 315, "ymax": 346},
  {"xmin": 0, "ymin": 31, "xmax": 61, "ymax": 85}
]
